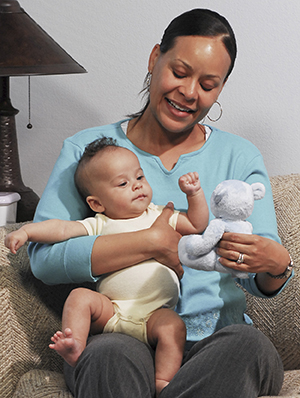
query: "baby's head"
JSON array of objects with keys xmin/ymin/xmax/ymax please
[{"xmin": 75, "ymin": 137, "xmax": 152, "ymax": 219}]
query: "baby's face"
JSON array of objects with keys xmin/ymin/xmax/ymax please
[{"xmin": 87, "ymin": 147, "xmax": 152, "ymax": 219}]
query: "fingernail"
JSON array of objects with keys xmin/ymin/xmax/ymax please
[{"xmin": 166, "ymin": 201, "xmax": 174, "ymax": 208}]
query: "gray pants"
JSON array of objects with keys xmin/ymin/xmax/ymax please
[{"xmin": 64, "ymin": 324, "xmax": 284, "ymax": 398}]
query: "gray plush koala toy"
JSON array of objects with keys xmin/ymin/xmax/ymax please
[{"xmin": 178, "ymin": 179, "xmax": 265, "ymax": 279}]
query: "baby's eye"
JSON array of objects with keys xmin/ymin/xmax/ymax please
[
  {"xmin": 119, "ymin": 181, "xmax": 127, "ymax": 187},
  {"xmin": 137, "ymin": 175, "xmax": 144, "ymax": 181}
]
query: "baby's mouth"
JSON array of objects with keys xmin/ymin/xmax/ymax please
[
  {"xmin": 166, "ymin": 98, "xmax": 195, "ymax": 113},
  {"xmin": 134, "ymin": 194, "xmax": 146, "ymax": 200}
]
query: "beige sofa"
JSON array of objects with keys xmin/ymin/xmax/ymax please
[{"xmin": 1, "ymin": 173, "xmax": 300, "ymax": 398}]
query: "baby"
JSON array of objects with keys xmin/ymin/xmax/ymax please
[{"xmin": 5, "ymin": 137, "xmax": 209, "ymax": 396}]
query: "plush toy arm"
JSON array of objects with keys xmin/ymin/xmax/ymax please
[
  {"xmin": 202, "ymin": 218, "xmax": 226, "ymax": 246},
  {"xmin": 179, "ymin": 219, "xmax": 225, "ymax": 258}
]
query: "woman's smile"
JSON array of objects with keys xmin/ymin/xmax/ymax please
[{"xmin": 165, "ymin": 98, "xmax": 196, "ymax": 114}]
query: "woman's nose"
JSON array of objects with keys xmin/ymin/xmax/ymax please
[{"xmin": 179, "ymin": 78, "xmax": 197, "ymax": 101}]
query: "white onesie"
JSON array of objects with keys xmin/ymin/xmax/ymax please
[{"xmin": 79, "ymin": 203, "xmax": 180, "ymax": 344}]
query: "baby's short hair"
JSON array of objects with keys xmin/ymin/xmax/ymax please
[{"xmin": 75, "ymin": 137, "xmax": 119, "ymax": 199}]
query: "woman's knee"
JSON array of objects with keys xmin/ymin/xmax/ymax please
[
  {"xmin": 73, "ymin": 333, "xmax": 156, "ymax": 397},
  {"xmin": 179, "ymin": 325, "xmax": 283, "ymax": 398},
  {"xmin": 79, "ymin": 333, "xmax": 155, "ymax": 371},
  {"xmin": 214, "ymin": 324, "xmax": 284, "ymax": 392},
  {"xmin": 186, "ymin": 324, "xmax": 282, "ymax": 368},
  {"xmin": 224, "ymin": 324, "xmax": 280, "ymax": 358}
]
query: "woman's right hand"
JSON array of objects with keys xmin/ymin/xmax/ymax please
[
  {"xmin": 148, "ymin": 202, "xmax": 184, "ymax": 279},
  {"xmin": 91, "ymin": 202, "xmax": 183, "ymax": 278}
]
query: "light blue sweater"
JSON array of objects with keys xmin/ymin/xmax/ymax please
[{"xmin": 28, "ymin": 120, "xmax": 287, "ymax": 342}]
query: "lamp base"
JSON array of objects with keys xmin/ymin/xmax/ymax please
[
  {"xmin": 0, "ymin": 76, "xmax": 39, "ymax": 222},
  {"xmin": 16, "ymin": 188, "xmax": 39, "ymax": 222}
]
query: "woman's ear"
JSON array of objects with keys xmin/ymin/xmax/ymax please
[
  {"xmin": 86, "ymin": 196, "xmax": 105, "ymax": 213},
  {"xmin": 148, "ymin": 44, "xmax": 161, "ymax": 72}
]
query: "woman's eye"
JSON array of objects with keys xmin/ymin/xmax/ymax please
[
  {"xmin": 201, "ymin": 85, "xmax": 213, "ymax": 92},
  {"xmin": 173, "ymin": 71, "xmax": 185, "ymax": 79}
]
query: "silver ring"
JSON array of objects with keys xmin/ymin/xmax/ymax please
[{"xmin": 236, "ymin": 253, "xmax": 244, "ymax": 264}]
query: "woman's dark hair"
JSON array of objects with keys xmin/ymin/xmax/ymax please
[
  {"xmin": 130, "ymin": 8, "xmax": 237, "ymax": 119},
  {"xmin": 160, "ymin": 9, "xmax": 236, "ymax": 78},
  {"xmin": 74, "ymin": 137, "xmax": 118, "ymax": 199}
]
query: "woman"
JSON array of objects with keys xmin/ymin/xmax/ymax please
[{"xmin": 29, "ymin": 9, "xmax": 291, "ymax": 398}]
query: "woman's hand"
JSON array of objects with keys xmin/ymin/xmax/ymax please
[
  {"xmin": 91, "ymin": 202, "xmax": 183, "ymax": 279},
  {"xmin": 217, "ymin": 232, "xmax": 286, "ymax": 274},
  {"xmin": 148, "ymin": 202, "xmax": 184, "ymax": 279},
  {"xmin": 217, "ymin": 232, "xmax": 291, "ymax": 294}
]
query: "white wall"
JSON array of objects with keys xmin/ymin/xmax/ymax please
[{"xmin": 11, "ymin": 0, "xmax": 300, "ymax": 197}]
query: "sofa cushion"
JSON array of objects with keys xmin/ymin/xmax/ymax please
[
  {"xmin": 261, "ymin": 370, "xmax": 300, "ymax": 397},
  {"xmin": 12, "ymin": 369, "xmax": 73, "ymax": 398},
  {"xmin": 0, "ymin": 224, "xmax": 96, "ymax": 398},
  {"xmin": 0, "ymin": 224, "xmax": 67, "ymax": 398}
]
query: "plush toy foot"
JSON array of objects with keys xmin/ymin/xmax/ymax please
[
  {"xmin": 178, "ymin": 235, "xmax": 211, "ymax": 258},
  {"xmin": 178, "ymin": 237, "xmax": 217, "ymax": 271}
]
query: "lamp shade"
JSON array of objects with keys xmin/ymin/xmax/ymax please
[
  {"xmin": 0, "ymin": 0, "xmax": 86, "ymax": 76},
  {"xmin": 0, "ymin": 0, "xmax": 87, "ymax": 222}
]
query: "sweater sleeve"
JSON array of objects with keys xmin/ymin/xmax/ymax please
[{"xmin": 28, "ymin": 138, "xmax": 99, "ymax": 285}]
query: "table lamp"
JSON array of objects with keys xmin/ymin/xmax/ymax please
[{"xmin": 0, "ymin": 0, "xmax": 86, "ymax": 222}]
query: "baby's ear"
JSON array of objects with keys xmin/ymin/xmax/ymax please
[
  {"xmin": 251, "ymin": 183, "xmax": 266, "ymax": 201},
  {"xmin": 86, "ymin": 196, "xmax": 105, "ymax": 213}
]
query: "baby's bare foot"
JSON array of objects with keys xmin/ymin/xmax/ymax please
[{"xmin": 49, "ymin": 328, "xmax": 84, "ymax": 367}]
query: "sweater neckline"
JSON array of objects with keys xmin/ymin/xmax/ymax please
[{"xmin": 118, "ymin": 119, "xmax": 213, "ymax": 174}]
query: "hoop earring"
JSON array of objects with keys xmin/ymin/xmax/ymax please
[
  {"xmin": 207, "ymin": 101, "xmax": 223, "ymax": 122},
  {"xmin": 146, "ymin": 72, "xmax": 152, "ymax": 91}
]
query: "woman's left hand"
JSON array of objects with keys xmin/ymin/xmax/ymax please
[
  {"xmin": 217, "ymin": 232, "xmax": 291, "ymax": 294},
  {"xmin": 217, "ymin": 232, "xmax": 288, "ymax": 275}
]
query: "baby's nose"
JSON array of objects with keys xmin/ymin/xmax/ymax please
[{"xmin": 133, "ymin": 181, "xmax": 142, "ymax": 190}]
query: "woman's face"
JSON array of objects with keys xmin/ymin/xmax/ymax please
[{"xmin": 147, "ymin": 35, "xmax": 232, "ymax": 134}]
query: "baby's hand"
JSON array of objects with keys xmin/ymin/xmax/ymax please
[
  {"xmin": 178, "ymin": 172, "xmax": 201, "ymax": 196},
  {"xmin": 5, "ymin": 230, "xmax": 28, "ymax": 254}
]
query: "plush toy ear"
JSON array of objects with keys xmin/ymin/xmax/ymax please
[
  {"xmin": 251, "ymin": 183, "xmax": 266, "ymax": 200},
  {"xmin": 213, "ymin": 193, "xmax": 223, "ymax": 205}
]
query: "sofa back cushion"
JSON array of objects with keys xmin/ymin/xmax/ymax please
[{"xmin": 245, "ymin": 174, "xmax": 300, "ymax": 370}]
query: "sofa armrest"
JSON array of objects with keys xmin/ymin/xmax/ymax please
[{"xmin": 0, "ymin": 223, "xmax": 81, "ymax": 398}]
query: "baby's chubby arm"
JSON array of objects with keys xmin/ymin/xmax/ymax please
[
  {"xmin": 176, "ymin": 172, "xmax": 209, "ymax": 236},
  {"xmin": 5, "ymin": 219, "xmax": 88, "ymax": 254}
]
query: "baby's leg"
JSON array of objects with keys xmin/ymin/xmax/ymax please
[
  {"xmin": 147, "ymin": 308, "xmax": 186, "ymax": 397},
  {"xmin": 49, "ymin": 287, "xmax": 114, "ymax": 367}
]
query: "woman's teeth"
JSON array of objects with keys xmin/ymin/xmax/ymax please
[{"xmin": 167, "ymin": 99, "xmax": 194, "ymax": 113}]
